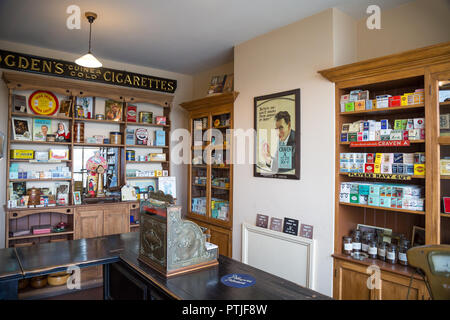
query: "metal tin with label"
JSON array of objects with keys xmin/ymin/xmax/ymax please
[
  {"xmin": 126, "ymin": 150, "xmax": 135, "ymax": 161},
  {"xmin": 110, "ymin": 132, "xmax": 122, "ymax": 145},
  {"xmin": 139, "ymin": 111, "xmax": 153, "ymax": 123}
]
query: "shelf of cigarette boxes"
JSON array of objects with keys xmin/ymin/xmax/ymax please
[
  {"xmin": 340, "ymin": 89, "xmax": 424, "ymax": 115},
  {"xmin": 340, "ymin": 152, "xmax": 425, "ymax": 180},
  {"xmin": 340, "ymin": 117, "xmax": 425, "ymax": 147},
  {"xmin": 339, "ymin": 182, "xmax": 425, "ymax": 215},
  {"xmin": 191, "ymin": 197, "xmax": 207, "ymax": 216},
  {"xmin": 9, "ymin": 166, "xmax": 72, "ymax": 181}
]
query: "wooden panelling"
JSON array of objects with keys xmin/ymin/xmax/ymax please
[
  {"xmin": 75, "ymin": 207, "xmax": 103, "ymax": 239},
  {"xmin": 103, "ymin": 205, "xmax": 129, "ymax": 236}
]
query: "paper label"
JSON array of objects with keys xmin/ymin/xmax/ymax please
[
  {"xmin": 399, "ymin": 252, "xmax": 407, "ymax": 262},
  {"xmin": 344, "ymin": 243, "xmax": 353, "ymax": 251}
]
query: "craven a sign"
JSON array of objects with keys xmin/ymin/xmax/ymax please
[
  {"xmin": 0, "ymin": 49, "xmax": 177, "ymax": 94},
  {"xmin": 349, "ymin": 140, "xmax": 411, "ymax": 147}
]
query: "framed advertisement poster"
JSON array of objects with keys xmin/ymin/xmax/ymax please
[{"xmin": 254, "ymin": 89, "xmax": 300, "ymax": 179}]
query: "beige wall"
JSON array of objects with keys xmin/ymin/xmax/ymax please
[
  {"xmin": 333, "ymin": 8, "xmax": 357, "ymax": 66},
  {"xmin": 233, "ymin": 9, "xmax": 337, "ymax": 296},
  {"xmin": 0, "ymin": 40, "xmax": 193, "ymax": 248},
  {"xmin": 357, "ymin": 0, "xmax": 450, "ymax": 61},
  {"xmin": 192, "ymin": 62, "xmax": 234, "ymax": 100}
]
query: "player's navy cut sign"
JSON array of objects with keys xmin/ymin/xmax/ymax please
[{"xmin": 220, "ymin": 273, "xmax": 256, "ymax": 288}]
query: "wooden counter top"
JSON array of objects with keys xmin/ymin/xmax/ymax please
[
  {"xmin": 332, "ymin": 253, "xmax": 423, "ymax": 280},
  {"xmin": 15, "ymin": 233, "xmax": 138, "ymax": 278},
  {"xmin": 1, "ymin": 232, "xmax": 329, "ymax": 300}
]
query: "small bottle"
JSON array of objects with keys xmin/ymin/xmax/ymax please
[
  {"xmin": 352, "ymin": 230, "xmax": 362, "ymax": 253},
  {"xmin": 387, "ymin": 244, "xmax": 397, "ymax": 264},
  {"xmin": 361, "ymin": 232, "xmax": 369, "ymax": 253},
  {"xmin": 377, "ymin": 242, "xmax": 387, "ymax": 261},
  {"xmin": 398, "ymin": 239, "xmax": 410, "ymax": 266},
  {"xmin": 368, "ymin": 240, "xmax": 378, "ymax": 259},
  {"xmin": 343, "ymin": 236, "xmax": 353, "ymax": 256},
  {"xmin": 362, "ymin": 232, "xmax": 374, "ymax": 253}
]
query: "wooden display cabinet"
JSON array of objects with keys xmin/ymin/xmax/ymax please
[
  {"xmin": 333, "ymin": 254, "xmax": 430, "ymax": 300},
  {"xmin": 74, "ymin": 203, "xmax": 130, "ymax": 239},
  {"xmin": 180, "ymin": 92, "xmax": 238, "ymax": 258},
  {"xmin": 319, "ymin": 42, "xmax": 450, "ymax": 300}
]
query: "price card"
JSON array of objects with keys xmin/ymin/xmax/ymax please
[
  {"xmin": 300, "ymin": 224, "xmax": 314, "ymax": 239},
  {"xmin": 256, "ymin": 214, "xmax": 269, "ymax": 228},
  {"xmin": 283, "ymin": 218, "xmax": 299, "ymax": 236}
]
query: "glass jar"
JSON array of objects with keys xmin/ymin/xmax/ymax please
[
  {"xmin": 368, "ymin": 240, "xmax": 378, "ymax": 259},
  {"xmin": 343, "ymin": 236, "xmax": 353, "ymax": 255},
  {"xmin": 352, "ymin": 230, "xmax": 362, "ymax": 253},
  {"xmin": 387, "ymin": 244, "xmax": 397, "ymax": 264},
  {"xmin": 398, "ymin": 239, "xmax": 410, "ymax": 266},
  {"xmin": 362, "ymin": 232, "xmax": 374, "ymax": 253},
  {"xmin": 377, "ymin": 242, "xmax": 388, "ymax": 261}
]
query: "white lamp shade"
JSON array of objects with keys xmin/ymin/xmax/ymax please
[{"xmin": 75, "ymin": 53, "xmax": 102, "ymax": 68}]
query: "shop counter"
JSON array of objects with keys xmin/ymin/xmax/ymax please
[{"xmin": 0, "ymin": 232, "xmax": 330, "ymax": 300}]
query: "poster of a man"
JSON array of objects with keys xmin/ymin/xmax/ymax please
[{"xmin": 255, "ymin": 89, "xmax": 300, "ymax": 180}]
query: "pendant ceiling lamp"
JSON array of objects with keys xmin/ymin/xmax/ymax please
[{"xmin": 75, "ymin": 12, "xmax": 102, "ymax": 68}]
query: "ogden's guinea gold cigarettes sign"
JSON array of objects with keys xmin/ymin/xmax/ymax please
[{"xmin": 0, "ymin": 49, "xmax": 177, "ymax": 94}]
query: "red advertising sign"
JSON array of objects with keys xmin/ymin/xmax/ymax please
[{"xmin": 350, "ymin": 140, "xmax": 411, "ymax": 147}]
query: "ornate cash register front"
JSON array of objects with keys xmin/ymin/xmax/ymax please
[{"xmin": 138, "ymin": 191, "xmax": 218, "ymax": 277}]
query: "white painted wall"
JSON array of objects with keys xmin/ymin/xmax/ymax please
[
  {"xmin": 233, "ymin": 9, "xmax": 337, "ymax": 296},
  {"xmin": 0, "ymin": 40, "xmax": 193, "ymax": 248}
]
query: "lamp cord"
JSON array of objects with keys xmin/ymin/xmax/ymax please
[
  {"xmin": 407, "ymin": 268, "xmax": 432, "ymax": 300},
  {"xmin": 88, "ymin": 21, "xmax": 92, "ymax": 53}
]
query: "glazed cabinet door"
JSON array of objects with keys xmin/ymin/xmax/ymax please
[
  {"xmin": 74, "ymin": 207, "xmax": 104, "ymax": 239},
  {"xmin": 334, "ymin": 260, "xmax": 372, "ymax": 300},
  {"xmin": 103, "ymin": 205, "xmax": 130, "ymax": 236}
]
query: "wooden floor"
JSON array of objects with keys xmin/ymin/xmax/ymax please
[{"xmin": 44, "ymin": 286, "xmax": 103, "ymax": 300}]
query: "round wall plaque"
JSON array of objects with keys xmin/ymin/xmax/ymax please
[{"xmin": 28, "ymin": 90, "xmax": 59, "ymax": 115}]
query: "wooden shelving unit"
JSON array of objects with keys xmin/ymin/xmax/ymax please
[
  {"xmin": 11, "ymin": 140, "xmax": 72, "ymax": 145},
  {"xmin": 180, "ymin": 92, "xmax": 238, "ymax": 258},
  {"xmin": 126, "ymin": 122, "xmax": 170, "ymax": 128},
  {"xmin": 339, "ymin": 202, "xmax": 425, "ymax": 215},
  {"xmin": 126, "ymin": 144, "xmax": 168, "ymax": 149},
  {"xmin": 3, "ymin": 71, "xmax": 174, "ymax": 250},
  {"xmin": 340, "ymin": 140, "xmax": 425, "ymax": 145},
  {"xmin": 319, "ymin": 41, "xmax": 450, "ymax": 300}
]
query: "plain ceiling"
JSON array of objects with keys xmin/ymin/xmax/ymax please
[{"xmin": 0, "ymin": 0, "xmax": 413, "ymax": 74}]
